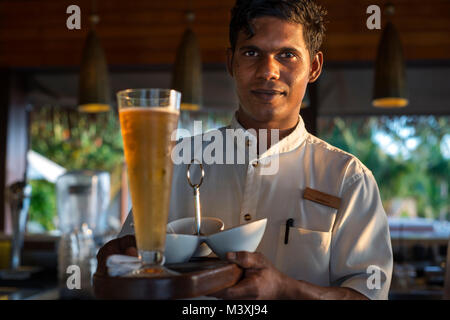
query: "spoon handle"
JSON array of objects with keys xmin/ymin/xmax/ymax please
[{"xmin": 194, "ymin": 186, "xmax": 202, "ymax": 235}]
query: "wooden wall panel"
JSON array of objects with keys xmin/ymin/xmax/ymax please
[{"xmin": 0, "ymin": 0, "xmax": 449, "ymax": 68}]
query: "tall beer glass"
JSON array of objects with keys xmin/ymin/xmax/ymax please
[{"xmin": 117, "ymin": 88, "xmax": 180, "ymax": 275}]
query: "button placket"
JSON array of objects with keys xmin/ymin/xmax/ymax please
[
  {"xmin": 240, "ymin": 162, "xmax": 262, "ymax": 224},
  {"xmin": 233, "ymin": 130, "xmax": 250, "ymax": 166}
]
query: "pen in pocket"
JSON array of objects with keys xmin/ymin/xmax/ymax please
[{"xmin": 284, "ymin": 218, "xmax": 294, "ymax": 244}]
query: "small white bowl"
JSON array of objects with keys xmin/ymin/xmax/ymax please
[
  {"xmin": 167, "ymin": 217, "xmax": 225, "ymax": 257},
  {"xmin": 164, "ymin": 233, "xmax": 199, "ymax": 264},
  {"xmin": 205, "ymin": 218, "xmax": 267, "ymax": 260},
  {"xmin": 167, "ymin": 217, "xmax": 224, "ymax": 235}
]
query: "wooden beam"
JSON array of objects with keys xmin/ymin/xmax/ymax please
[{"xmin": 0, "ymin": 70, "xmax": 29, "ymax": 233}]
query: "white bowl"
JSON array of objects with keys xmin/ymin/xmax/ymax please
[
  {"xmin": 205, "ymin": 218, "xmax": 267, "ymax": 260},
  {"xmin": 167, "ymin": 217, "xmax": 225, "ymax": 257},
  {"xmin": 167, "ymin": 217, "xmax": 224, "ymax": 235},
  {"xmin": 164, "ymin": 233, "xmax": 199, "ymax": 264}
]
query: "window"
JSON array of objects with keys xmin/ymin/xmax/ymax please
[{"xmin": 318, "ymin": 115, "xmax": 449, "ymax": 221}]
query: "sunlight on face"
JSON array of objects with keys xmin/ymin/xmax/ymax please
[{"xmin": 228, "ymin": 16, "xmax": 320, "ymax": 130}]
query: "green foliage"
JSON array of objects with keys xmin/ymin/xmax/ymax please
[
  {"xmin": 318, "ymin": 116, "xmax": 449, "ymax": 219},
  {"xmin": 28, "ymin": 180, "xmax": 56, "ymax": 230},
  {"xmin": 29, "ymin": 108, "xmax": 125, "ymax": 231},
  {"xmin": 31, "ymin": 109, "xmax": 124, "ymax": 172}
]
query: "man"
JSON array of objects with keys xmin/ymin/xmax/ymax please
[{"xmin": 97, "ymin": 0, "xmax": 393, "ymax": 300}]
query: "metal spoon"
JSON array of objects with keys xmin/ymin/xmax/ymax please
[{"xmin": 186, "ymin": 159, "xmax": 205, "ymax": 236}]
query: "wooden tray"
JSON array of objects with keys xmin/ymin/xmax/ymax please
[{"xmin": 93, "ymin": 258, "xmax": 243, "ymax": 300}]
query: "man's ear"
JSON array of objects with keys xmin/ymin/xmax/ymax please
[
  {"xmin": 226, "ymin": 48, "xmax": 234, "ymax": 77},
  {"xmin": 308, "ymin": 51, "xmax": 323, "ymax": 83}
]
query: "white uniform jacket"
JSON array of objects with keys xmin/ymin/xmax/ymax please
[{"xmin": 119, "ymin": 114, "xmax": 393, "ymax": 300}]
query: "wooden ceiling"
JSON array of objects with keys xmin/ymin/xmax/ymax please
[{"xmin": 0, "ymin": 0, "xmax": 449, "ymax": 68}]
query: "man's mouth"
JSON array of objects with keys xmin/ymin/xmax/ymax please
[{"xmin": 251, "ymin": 89, "xmax": 286, "ymax": 102}]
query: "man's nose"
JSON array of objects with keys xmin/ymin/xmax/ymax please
[{"xmin": 255, "ymin": 55, "xmax": 280, "ymax": 80}]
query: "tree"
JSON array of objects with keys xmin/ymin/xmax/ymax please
[{"xmin": 318, "ymin": 115, "xmax": 449, "ymax": 220}]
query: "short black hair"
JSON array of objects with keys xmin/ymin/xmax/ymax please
[{"xmin": 229, "ymin": 0, "xmax": 327, "ymax": 59}]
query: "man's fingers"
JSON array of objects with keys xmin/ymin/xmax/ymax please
[
  {"xmin": 97, "ymin": 235, "xmax": 136, "ymax": 260},
  {"xmin": 226, "ymin": 276, "xmax": 259, "ymax": 299},
  {"xmin": 125, "ymin": 246, "xmax": 138, "ymax": 257},
  {"xmin": 209, "ymin": 287, "xmax": 228, "ymax": 299},
  {"xmin": 213, "ymin": 276, "xmax": 259, "ymax": 300},
  {"xmin": 209, "ymin": 252, "xmax": 278, "ymax": 300},
  {"xmin": 121, "ymin": 235, "xmax": 138, "ymax": 256},
  {"xmin": 226, "ymin": 251, "xmax": 267, "ymax": 269},
  {"xmin": 118, "ymin": 235, "xmax": 137, "ymax": 251},
  {"xmin": 96, "ymin": 235, "xmax": 137, "ymax": 274}
]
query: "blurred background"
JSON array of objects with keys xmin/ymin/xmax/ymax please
[{"xmin": 0, "ymin": 0, "xmax": 448, "ymax": 299}]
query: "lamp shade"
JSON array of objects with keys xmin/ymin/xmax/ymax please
[
  {"xmin": 373, "ymin": 21, "xmax": 408, "ymax": 108},
  {"xmin": 171, "ymin": 28, "xmax": 203, "ymax": 111},
  {"xmin": 78, "ymin": 25, "xmax": 111, "ymax": 113}
]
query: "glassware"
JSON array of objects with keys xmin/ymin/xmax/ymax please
[
  {"xmin": 56, "ymin": 170, "xmax": 110, "ymax": 235},
  {"xmin": 56, "ymin": 170, "xmax": 110, "ymax": 298},
  {"xmin": 58, "ymin": 224, "xmax": 97, "ymax": 299},
  {"xmin": 117, "ymin": 88, "xmax": 181, "ymax": 276}
]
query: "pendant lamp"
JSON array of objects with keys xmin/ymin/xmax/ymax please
[
  {"xmin": 78, "ymin": 13, "xmax": 111, "ymax": 113},
  {"xmin": 372, "ymin": 3, "xmax": 408, "ymax": 108},
  {"xmin": 171, "ymin": 11, "xmax": 203, "ymax": 111}
]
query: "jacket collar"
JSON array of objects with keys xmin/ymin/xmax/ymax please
[{"xmin": 227, "ymin": 112, "xmax": 309, "ymax": 159}]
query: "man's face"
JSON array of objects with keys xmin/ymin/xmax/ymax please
[{"xmin": 227, "ymin": 16, "xmax": 323, "ymax": 130}]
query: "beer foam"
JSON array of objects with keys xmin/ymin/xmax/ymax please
[{"xmin": 119, "ymin": 107, "xmax": 180, "ymax": 115}]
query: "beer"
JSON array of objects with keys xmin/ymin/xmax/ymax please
[{"xmin": 119, "ymin": 107, "xmax": 179, "ymax": 253}]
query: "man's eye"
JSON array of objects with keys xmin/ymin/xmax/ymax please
[
  {"xmin": 280, "ymin": 52, "xmax": 296, "ymax": 59},
  {"xmin": 244, "ymin": 50, "xmax": 258, "ymax": 57}
]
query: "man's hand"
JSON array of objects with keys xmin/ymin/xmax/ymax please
[
  {"xmin": 209, "ymin": 251, "xmax": 369, "ymax": 300},
  {"xmin": 96, "ymin": 235, "xmax": 138, "ymax": 275},
  {"xmin": 210, "ymin": 251, "xmax": 289, "ymax": 300}
]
